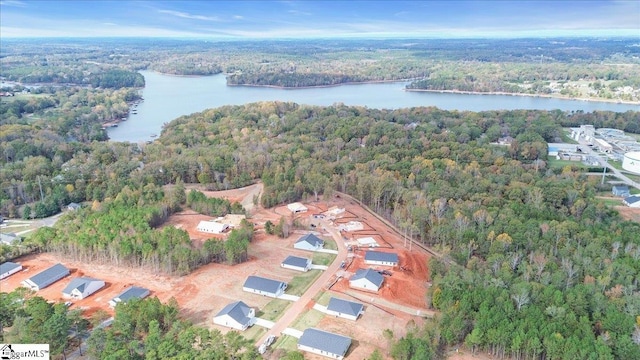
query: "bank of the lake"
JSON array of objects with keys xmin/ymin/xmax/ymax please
[{"xmin": 108, "ymin": 71, "xmax": 640, "ymax": 143}]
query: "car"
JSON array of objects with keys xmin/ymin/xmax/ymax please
[
  {"xmin": 340, "ymin": 261, "xmax": 346, "ymax": 268},
  {"xmin": 64, "ymin": 301, "xmax": 73, "ymax": 307},
  {"xmin": 265, "ymin": 335, "xmax": 276, "ymax": 346}
]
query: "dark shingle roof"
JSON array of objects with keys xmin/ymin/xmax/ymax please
[
  {"xmin": 63, "ymin": 277, "xmax": 101, "ymax": 295},
  {"xmin": 282, "ymin": 255, "xmax": 310, "ymax": 268},
  {"xmin": 365, "ymin": 251, "xmax": 399, "ymax": 263},
  {"xmin": 624, "ymin": 195, "xmax": 640, "ymax": 204},
  {"xmin": 298, "ymin": 328, "xmax": 351, "ymax": 356},
  {"xmin": 27, "ymin": 263, "xmax": 69, "ymax": 288},
  {"xmin": 296, "ymin": 233, "xmax": 324, "ymax": 247},
  {"xmin": 115, "ymin": 286, "xmax": 150, "ymax": 302},
  {"xmin": 243, "ymin": 276, "xmax": 286, "ymax": 294},
  {"xmin": 0, "ymin": 262, "xmax": 21, "ymax": 274},
  {"xmin": 215, "ymin": 301, "xmax": 253, "ymax": 325},
  {"xmin": 350, "ymin": 268, "xmax": 384, "ymax": 288},
  {"xmin": 327, "ymin": 297, "xmax": 364, "ymax": 317}
]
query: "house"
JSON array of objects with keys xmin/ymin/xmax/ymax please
[
  {"xmin": 612, "ymin": 185, "xmax": 630, "ymax": 197},
  {"xmin": 297, "ymin": 328, "xmax": 351, "ymax": 360},
  {"xmin": 0, "ymin": 262, "xmax": 22, "ymax": 280},
  {"xmin": 287, "ymin": 202, "xmax": 308, "ymax": 214},
  {"xmin": 326, "ymin": 297, "xmax": 364, "ymax": 321},
  {"xmin": 22, "ymin": 263, "xmax": 70, "ymax": 291},
  {"xmin": 623, "ymin": 195, "xmax": 640, "ymax": 208},
  {"xmin": 294, "ymin": 233, "xmax": 324, "ymax": 251},
  {"xmin": 349, "ymin": 268, "xmax": 384, "ymax": 292},
  {"xmin": 364, "ymin": 251, "xmax": 399, "ymax": 266},
  {"xmin": 109, "ymin": 286, "xmax": 150, "ymax": 307},
  {"xmin": 213, "ymin": 301, "xmax": 256, "ymax": 330},
  {"xmin": 67, "ymin": 202, "xmax": 81, "ymax": 211},
  {"xmin": 0, "ymin": 233, "xmax": 21, "ymax": 246},
  {"xmin": 62, "ymin": 277, "xmax": 105, "ymax": 299},
  {"xmin": 196, "ymin": 220, "xmax": 230, "ymax": 234},
  {"xmin": 281, "ymin": 255, "xmax": 312, "ymax": 272},
  {"xmin": 242, "ymin": 276, "xmax": 287, "ymax": 298}
]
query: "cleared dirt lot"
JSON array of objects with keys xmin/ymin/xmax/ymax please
[
  {"xmin": 614, "ymin": 205, "xmax": 640, "ymax": 222},
  {"xmin": 2, "ymin": 184, "xmax": 432, "ymax": 359}
]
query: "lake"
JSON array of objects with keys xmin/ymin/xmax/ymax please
[{"xmin": 108, "ymin": 71, "xmax": 639, "ymax": 142}]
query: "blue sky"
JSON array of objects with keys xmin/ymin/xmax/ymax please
[{"xmin": 1, "ymin": 0, "xmax": 638, "ymax": 38}]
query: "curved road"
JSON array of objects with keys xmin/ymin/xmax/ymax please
[{"xmin": 256, "ymin": 219, "xmax": 348, "ymax": 347}]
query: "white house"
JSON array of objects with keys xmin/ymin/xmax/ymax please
[
  {"xmin": 109, "ymin": 286, "xmax": 150, "ymax": 307},
  {"xmin": 243, "ymin": 276, "xmax": 287, "ymax": 298},
  {"xmin": 62, "ymin": 277, "xmax": 105, "ymax": 299},
  {"xmin": 287, "ymin": 202, "xmax": 308, "ymax": 214},
  {"xmin": 364, "ymin": 251, "xmax": 399, "ymax": 266},
  {"xmin": 294, "ymin": 233, "xmax": 324, "ymax": 251},
  {"xmin": 349, "ymin": 268, "xmax": 384, "ymax": 292},
  {"xmin": 213, "ymin": 301, "xmax": 256, "ymax": 331},
  {"xmin": 297, "ymin": 328, "xmax": 351, "ymax": 360},
  {"xmin": 281, "ymin": 255, "xmax": 312, "ymax": 272},
  {"xmin": 0, "ymin": 262, "xmax": 22, "ymax": 280},
  {"xmin": 623, "ymin": 195, "xmax": 640, "ymax": 208},
  {"xmin": 326, "ymin": 297, "xmax": 364, "ymax": 321},
  {"xmin": 612, "ymin": 185, "xmax": 630, "ymax": 197},
  {"xmin": 22, "ymin": 263, "xmax": 70, "ymax": 291},
  {"xmin": 196, "ymin": 220, "xmax": 230, "ymax": 234}
]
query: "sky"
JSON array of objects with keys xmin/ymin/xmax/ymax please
[{"xmin": 0, "ymin": 0, "xmax": 639, "ymax": 39}]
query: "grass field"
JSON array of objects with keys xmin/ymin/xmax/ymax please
[
  {"xmin": 257, "ymin": 299, "xmax": 291, "ymax": 321},
  {"xmin": 313, "ymin": 291, "xmax": 333, "ymax": 306},
  {"xmin": 290, "ymin": 309, "xmax": 325, "ymax": 330},
  {"xmin": 312, "ymin": 252, "xmax": 336, "ymax": 266},
  {"xmin": 546, "ymin": 157, "xmax": 587, "ymax": 169},
  {"xmin": 243, "ymin": 324, "xmax": 267, "ymax": 341},
  {"xmin": 287, "ymin": 270, "xmax": 322, "ymax": 296},
  {"xmin": 323, "ymin": 238, "xmax": 338, "ymax": 251},
  {"xmin": 273, "ymin": 334, "xmax": 298, "ymax": 352}
]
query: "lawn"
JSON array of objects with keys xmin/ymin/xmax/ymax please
[
  {"xmin": 290, "ymin": 309, "xmax": 325, "ymax": 330},
  {"xmin": 323, "ymin": 238, "xmax": 337, "ymax": 251},
  {"xmin": 546, "ymin": 157, "xmax": 587, "ymax": 170},
  {"xmin": 312, "ymin": 252, "xmax": 336, "ymax": 266},
  {"xmin": 243, "ymin": 324, "xmax": 267, "ymax": 341},
  {"xmin": 597, "ymin": 198, "xmax": 624, "ymax": 207},
  {"xmin": 257, "ymin": 299, "xmax": 291, "ymax": 321},
  {"xmin": 287, "ymin": 270, "xmax": 322, "ymax": 296},
  {"xmin": 273, "ymin": 334, "xmax": 298, "ymax": 352},
  {"xmin": 313, "ymin": 291, "xmax": 333, "ymax": 306}
]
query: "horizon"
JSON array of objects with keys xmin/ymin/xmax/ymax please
[{"xmin": 1, "ymin": 0, "xmax": 639, "ymax": 39}]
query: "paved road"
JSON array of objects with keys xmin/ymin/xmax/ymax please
[
  {"xmin": 576, "ymin": 143, "xmax": 640, "ymax": 190},
  {"xmin": 256, "ymin": 220, "xmax": 348, "ymax": 347}
]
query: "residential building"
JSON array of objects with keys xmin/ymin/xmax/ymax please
[
  {"xmin": 612, "ymin": 185, "xmax": 630, "ymax": 197},
  {"xmin": 326, "ymin": 297, "xmax": 364, "ymax": 321},
  {"xmin": 297, "ymin": 328, "xmax": 351, "ymax": 360},
  {"xmin": 287, "ymin": 202, "xmax": 308, "ymax": 213},
  {"xmin": 22, "ymin": 263, "xmax": 70, "ymax": 291},
  {"xmin": 364, "ymin": 251, "xmax": 399, "ymax": 266},
  {"xmin": 623, "ymin": 195, "xmax": 640, "ymax": 208},
  {"xmin": 0, "ymin": 262, "xmax": 22, "ymax": 280},
  {"xmin": 294, "ymin": 233, "xmax": 324, "ymax": 251},
  {"xmin": 213, "ymin": 301, "xmax": 256, "ymax": 330},
  {"xmin": 196, "ymin": 220, "xmax": 230, "ymax": 234},
  {"xmin": 62, "ymin": 277, "xmax": 105, "ymax": 299},
  {"xmin": 109, "ymin": 286, "xmax": 150, "ymax": 307},
  {"xmin": 281, "ymin": 255, "xmax": 312, "ymax": 272},
  {"xmin": 349, "ymin": 268, "xmax": 384, "ymax": 292},
  {"xmin": 242, "ymin": 276, "xmax": 287, "ymax": 298}
]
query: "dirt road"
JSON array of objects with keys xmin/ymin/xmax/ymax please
[{"xmin": 256, "ymin": 218, "xmax": 348, "ymax": 347}]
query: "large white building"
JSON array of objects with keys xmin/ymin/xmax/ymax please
[{"xmin": 622, "ymin": 152, "xmax": 640, "ymax": 175}]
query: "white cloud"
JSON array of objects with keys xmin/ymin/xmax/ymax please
[
  {"xmin": 158, "ymin": 9, "xmax": 220, "ymax": 22},
  {"xmin": 0, "ymin": 0, "xmax": 27, "ymax": 6}
]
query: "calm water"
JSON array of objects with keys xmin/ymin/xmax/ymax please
[{"xmin": 108, "ymin": 71, "xmax": 639, "ymax": 142}]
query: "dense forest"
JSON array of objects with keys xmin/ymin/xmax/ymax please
[
  {"xmin": 2, "ymin": 99, "xmax": 639, "ymax": 358},
  {"xmin": 2, "ymin": 38, "xmax": 639, "ymax": 102}
]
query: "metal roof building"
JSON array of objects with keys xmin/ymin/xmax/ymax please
[
  {"xmin": 242, "ymin": 276, "xmax": 287, "ymax": 298},
  {"xmin": 297, "ymin": 328, "xmax": 351, "ymax": 359},
  {"xmin": 213, "ymin": 301, "xmax": 256, "ymax": 331},
  {"xmin": 364, "ymin": 251, "xmax": 399, "ymax": 266},
  {"xmin": 109, "ymin": 286, "xmax": 150, "ymax": 307},
  {"xmin": 21, "ymin": 263, "xmax": 70, "ymax": 291},
  {"xmin": 326, "ymin": 297, "xmax": 364, "ymax": 321}
]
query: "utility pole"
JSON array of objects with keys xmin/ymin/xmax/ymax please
[{"xmin": 601, "ymin": 158, "xmax": 607, "ymax": 185}]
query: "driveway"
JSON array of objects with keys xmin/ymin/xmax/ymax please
[
  {"xmin": 254, "ymin": 318, "xmax": 275, "ymax": 329},
  {"xmin": 277, "ymin": 294, "xmax": 301, "ymax": 302},
  {"xmin": 310, "ymin": 264, "xmax": 328, "ymax": 270},
  {"xmin": 256, "ymin": 219, "xmax": 348, "ymax": 346}
]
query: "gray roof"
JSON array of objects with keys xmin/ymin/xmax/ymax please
[
  {"xmin": 215, "ymin": 301, "xmax": 253, "ymax": 325},
  {"xmin": 365, "ymin": 251, "xmax": 399, "ymax": 263},
  {"xmin": 282, "ymin": 255, "xmax": 311, "ymax": 268},
  {"xmin": 27, "ymin": 263, "xmax": 69, "ymax": 288},
  {"xmin": 624, "ymin": 195, "xmax": 640, "ymax": 205},
  {"xmin": 0, "ymin": 233, "xmax": 20, "ymax": 245},
  {"xmin": 296, "ymin": 233, "xmax": 324, "ymax": 247},
  {"xmin": 613, "ymin": 185, "xmax": 629, "ymax": 190},
  {"xmin": 0, "ymin": 262, "xmax": 21, "ymax": 274},
  {"xmin": 115, "ymin": 286, "xmax": 150, "ymax": 302},
  {"xmin": 327, "ymin": 297, "xmax": 364, "ymax": 317},
  {"xmin": 63, "ymin": 277, "xmax": 102, "ymax": 295},
  {"xmin": 67, "ymin": 202, "xmax": 81, "ymax": 209},
  {"xmin": 351, "ymin": 268, "xmax": 384, "ymax": 288},
  {"xmin": 298, "ymin": 328, "xmax": 351, "ymax": 356},
  {"xmin": 243, "ymin": 276, "xmax": 286, "ymax": 294}
]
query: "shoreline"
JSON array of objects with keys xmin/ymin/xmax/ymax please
[
  {"xmin": 226, "ymin": 78, "xmax": 417, "ymax": 90},
  {"xmin": 403, "ymin": 88, "xmax": 640, "ymax": 105}
]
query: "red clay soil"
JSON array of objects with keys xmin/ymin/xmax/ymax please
[
  {"xmin": 161, "ymin": 209, "xmax": 226, "ymax": 245},
  {"xmin": 614, "ymin": 206, "xmax": 640, "ymax": 222}
]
